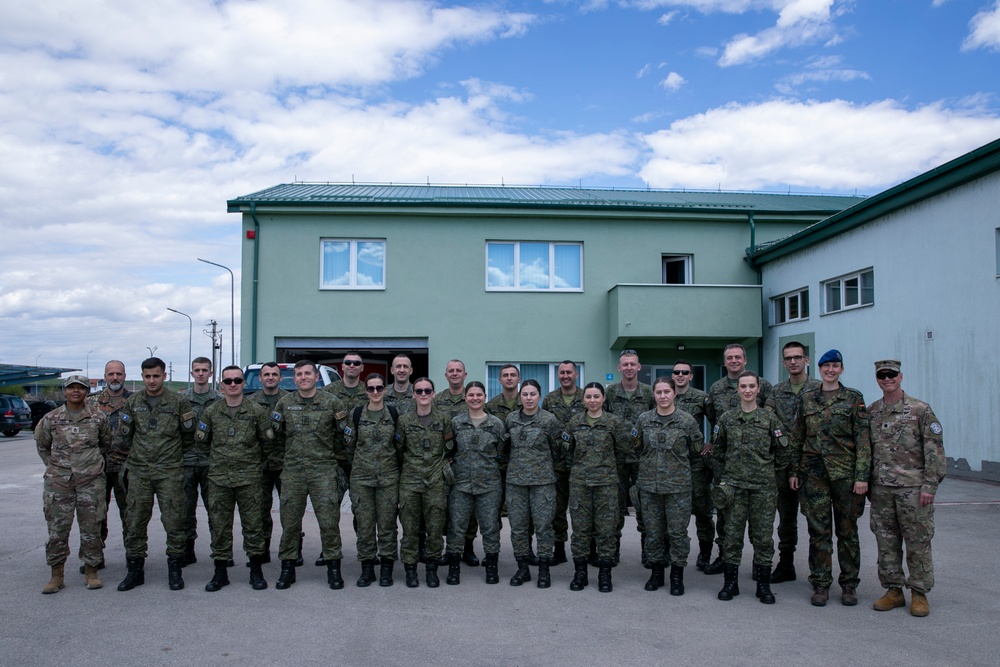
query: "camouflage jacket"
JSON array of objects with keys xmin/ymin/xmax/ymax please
[
  {"xmin": 85, "ymin": 387, "xmax": 132, "ymax": 471},
  {"xmin": 249, "ymin": 389, "xmax": 287, "ymax": 471},
  {"xmin": 485, "ymin": 393, "xmax": 521, "ymax": 422},
  {"xmin": 325, "ymin": 380, "xmax": 367, "ymax": 413},
  {"xmin": 633, "ymin": 409, "xmax": 704, "ymax": 495},
  {"xmin": 765, "ymin": 377, "xmax": 821, "ymax": 469},
  {"xmin": 450, "ymin": 413, "xmax": 507, "ymax": 494},
  {"xmin": 197, "ymin": 399, "xmax": 274, "ymax": 487},
  {"xmin": 791, "ymin": 383, "xmax": 871, "ymax": 483},
  {"xmin": 180, "ymin": 387, "xmax": 222, "ymax": 466},
  {"xmin": 673, "ymin": 387, "xmax": 708, "ymax": 469},
  {"xmin": 272, "ymin": 391, "xmax": 348, "ymax": 471},
  {"xmin": 384, "ymin": 385, "xmax": 414, "ymax": 414},
  {"xmin": 432, "ymin": 390, "xmax": 467, "ymax": 419},
  {"xmin": 397, "ymin": 409, "xmax": 454, "ymax": 489},
  {"xmin": 505, "ymin": 409, "xmax": 563, "ymax": 486},
  {"xmin": 36, "ymin": 403, "xmax": 112, "ymax": 486},
  {"xmin": 705, "ymin": 375, "xmax": 773, "ymax": 427},
  {"xmin": 345, "ymin": 407, "xmax": 401, "ymax": 489},
  {"xmin": 712, "ymin": 407, "xmax": 787, "ymax": 491},
  {"xmin": 541, "ymin": 388, "xmax": 585, "ymax": 473},
  {"xmin": 120, "ymin": 390, "xmax": 196, "ymax": 478},
  {"xmin": 562, "ymin": 411, "xmax": 633, "ymax": 487},
  {"xmin": 868, "ymin": 392, "xmax": 946, "ymax": 494}
]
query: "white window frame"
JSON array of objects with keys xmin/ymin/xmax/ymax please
[
  {"xmin": 485, "ymin": 241, "xmax": 584, "ymax": 292},
  {"xmin": 822, "ymin": 268, "xmax": 874, "ymax": 314},
  {"xmin": 771, "ymin": 287, "xmax": 809, "ymax": 325},
  {"xmin": 661, "ymin": 254, "xmax": 693, "ymax": 285},
  {"xmin": 319, "ymin": 239, "xmax": 386, "ymax": 290}
]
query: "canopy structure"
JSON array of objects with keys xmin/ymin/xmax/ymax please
[{"xmin": 0, "ymin": 364, "xmax": 79, "ymax": 388}]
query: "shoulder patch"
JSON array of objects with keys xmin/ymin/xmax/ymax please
[
  {"xmin": 562, "ymin": 432, "xmax": 571, "ymax": 442},
  {"xmin": 630, "ymin": 427, "xmax": 639, "ymax": 438},
  {"xmin": 929, "ymin": 422, "xmax": 942, "ymax": 435},
  {"xmin": 272, "ymin": 411, "xmax": 282, "ymax": 421},
  {"xmin": 121, "ymin": 413, "xmax": 131, "ymax": 423},
  {"xmin": 774, "ymin": 429, "xmax": 782, "ymax": 438},
  {"xmin": 198, "ymin": 421, "xmax": 208, "ymax": 431}
]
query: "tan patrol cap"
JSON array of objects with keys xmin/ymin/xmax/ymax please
[
  {"xmin": 63, "ymin": 374, "xmax": 90, "ymax": 388},
  {"xmin": 873, "ymin": 359, "xmax": 901, "ymax": 373}
]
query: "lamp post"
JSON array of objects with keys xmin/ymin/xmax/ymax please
[
  {"xmin": 167, "ymin": 308, "xmax": 193, "ymax": 391},
  {"xmin": 35, "ymin": 354, "xmax": 42, "ymax": 367},
  {"xmin": 86, "ymin": 350, "xmax": 94, "ymax": 379},
  {"xmin": 198, "ymin": 258, "xmax": 235, "ymax": 367},
  {"xmin": 146, "ymin": 346, "xmax": 158, "ymax": 358}
]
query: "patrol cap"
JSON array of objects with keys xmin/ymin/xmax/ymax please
[
  {"xmin": 63, "ymin": 375, "xmax": 90, "ymax": 389},
  {"xmin": 874, "ymin": 359, "xmax": 901, "ymax": 373},
  {"xmin": 817, "ymin": 349, "xmax": 843, "ymax": 366}
]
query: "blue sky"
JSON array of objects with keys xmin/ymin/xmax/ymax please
[{"xmin": 1, "ymin": 0, "xmax": 999, "ymax": 379}]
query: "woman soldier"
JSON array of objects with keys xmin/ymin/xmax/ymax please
[
  {"xmin": 562, "ymin": 382, "xmax": 633, "ymax": 593},
  {"xmin": 634, "ymin": 376, "xmax": 704, "ymax": 595},
  {"xmin": 504, "ymin": 379, "xmax": 563, "ymax": 588},
  {"xmin": 445, "ymin": 381, "xmax": 507, "ymax": 586}
]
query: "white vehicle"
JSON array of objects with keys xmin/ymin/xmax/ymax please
[{"xmin": 242, "ymin": 362, "xmax": 341, "ymax": 395}]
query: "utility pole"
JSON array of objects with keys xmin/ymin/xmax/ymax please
[{"xmin": 203, "ymin": 320, "xmax": 221, "ymax": 389}]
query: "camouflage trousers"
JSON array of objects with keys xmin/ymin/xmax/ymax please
[
  {"xmin": 278, "ymin": 466, "xmax": 345, "ymax": 562},
  {"xmin": 447, "ymin": 484, "xmax": 501, "ymax": 556},
  {"xmin": 690, "ymin": 464, "xmax": 720, "ymax": 545},
  {"xmin": 207, "ymin": 478, "xmax": 264, "ymax": 561},
  {"xmin": 870, "ymin": 485, "xmax": 935, "ymax": 593},
  {"xmin": 774, "ymin": 466, "xmax": 799, "ymax": 554},
  {"xmin": 616, "ymin": 461, "xmax": 643, "ymax": 538},
  {"xmin": 552, "ymin": 469, "xmax": 570, "ymax": 543},
  {"xmin": 800, "ymin": 473, "xmax": 866, "ymax": 589},
  {"xmin": 124, "ymin": 471, "xmax": 186, "ymax": 558},
  {"xmin": 507, "ymin": 483, "xmax": 556, "ymax": 559},
  {"xmin": 101, "ymin": 467, "xmax": 128, "ymax": 546},
  {"xmin": 641, "ymin": 490, "xmax": 691, "ymax": 567},
  {"xmin": 183, "ymin": 464, "xmax": 211, "ymax": 543},
  {"xmin": 350, "ymin": 482, "xmax": 399, "ymax": 562},
  {"xmin": 43, "ymin": 475, "xmax": 106, "ymax": 567},
  {"xmin": 723, "ymin": 485, "xmax": 777, "ymax": 566},
  {"xmin": 399, "ymin": 482, "xmax": 447, "ymax": 565},
  {"xmin": 260, "ymin": 467, "xmax": 282, "ymax": 542},
  {"xmin": 570, "ymin": 482, "xmax": 619, "ymax": 561}
]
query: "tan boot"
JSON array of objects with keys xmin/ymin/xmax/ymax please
[
  {"xmin": 84, "ymin": 564, "xmax": 103, "ymax": 590},
  {"xmin": 42, "ymin": 563, "xmax": 65, "ymax": 594},
  {"xmin": 910, "ymin": 591, "xmax": 930, "ymax": 617},
  {"xmin": 873, "ymin": 586, "xmax": 906, "ymax": 611}
]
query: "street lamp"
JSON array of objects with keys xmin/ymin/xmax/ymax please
[
  {"xmin": 167, "ymin": 308, "xmax": 193, "ymax": 390},
  {"xmin": 35, "ymin": 354, "xmax": 42, "ymax": 367},
  {"xmin": 146, "ymin": 346, "xmax": 158, "ymax": 358},
  {"xmin": 198, "ymin": 258, "xmax": 235, "ymax": 367},
  {"xmin": 86, "ymin": 350, "xmax": 94, "ymax": 379}
]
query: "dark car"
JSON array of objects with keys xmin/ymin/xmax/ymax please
[
  {"xmin": 29, "ymin": 400, "xmax": 58, "ymax": 430},
  {"xmin": 1, "ymin": 395, "xmax": 32, "ymax": 436}
]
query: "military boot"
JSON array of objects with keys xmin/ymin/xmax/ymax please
[
  {"xmin": 425, "ymin": 561, "xmax": 440, "ymax": 588},
  {"xmin": 294, "ymin": 532, "xmax": 304, "ymax": 567},
  {"xmin": 669, "ymin": 565, "xmax": 685, "ymax": 596},
  {"xmin": 315, "ymin": 551, "xmax": 327, "ymax": 567},
  {"xmin": 810, "ymin": 585, "xmax": 829, "ymax": 606},
  {"xmin": 275, "ymin": 560, "xmax": 297, "ymax": 590},
  {"xmin": 770, "ymin": 550, "xmax": 796, "ymax": 583},
  {"xmin": 327, "ymin": 559, "xmax": 344, "ymax": 590},
  {"xmin": 597, "ymin": 560, "xmax": 613, "ymax": 593},
  {"xmin": 644, "ymin": 563, "xmax": 664, "ymax": 592},
  {"xmin": 446, "ymin": 554, "xmax": 461, "ymax": 585},
  {"xmin": 117, "ymin": 557, "xmax": 145, "ymax": 591},
  {"xmin": 379, "ymin": 559, "xmax": 395, "ymax": 587},
  {"xmin": 357, "ymin": 559, "xmax": 377, "ymax": 587},
  {"xmin": 205, "ymin": 560, "xmax": 230, "ymax": 592},
  {"xmin": 462, "ymin": 539, "xmax": 480, "ymax": 567},
  {"xmin": 84, "ymin": 564, "xmax": 103, "ymax": 590},
  {"xmin": 718, "ymin": 563, "xmax": 739, "ymax": 601},
  {"xmin": 42, "ymin": 563, "xmax": 65, "ymax": 594},
  {"xmin": 552, "ymin": 541, "xmax": 567, "ymax": 565},
  {"xmin": 509, "ymin": 557, "xmax": 531, "ymax": 586},
  {"xmin": 80, "ymin": 559, "xmax": 105, "ymax": 574},
  {"xmin": 404, "ymin": 563, "xmax": 419, "ymax": 588},
  {"xmin": 910, "ymin": 591, "xmax": 930, "ymax": 617},
  {"xmin": 873, "ymin": 587, "xmax": 906, "ymax": 611},
  {"xmin": 755, "ymin": 564, "xmax": 775, "ymax": 604},
  {"xmin": 483, "ymin": 553, "xmax": 499, "ymax": 585},
  {"xmin": 261, "ymin": 538, "xmax": 271, "ymax": 564},
  {"xmin": 248, "ymin": 555, "xmax": 268, "ymax": 590},
  {"xmin": 167, "ymin": 556, "xmax": 185, "ymax": 590},
  {"xmin": 183, "ymin": 539, "xmax": 197, "ymax": 567},
  {"xmin": 570, "ymin": 558, "xmax": 589, "ymax": 591},
  {"xmin": 703, "ymin": 552, "xmax": 725, "ymax": 576},
  {"xmin": 696, "ymin": 540, "xmax": 713, "ymax": 572},
  {"xmin": 536, "ymin": 557, "xmax": 551, "ymax": 589},
  {"xmin": 587, "ymin": 538, "xmax": 599, "ymax": 567},
  {"xmin": 526, "ymin": 543, "xmax": 540, "ymax": 566}
]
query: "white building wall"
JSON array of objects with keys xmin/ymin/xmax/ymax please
[{"xmin": 760, "ymin": 170, "xmax": 1000, "ymax": 475}]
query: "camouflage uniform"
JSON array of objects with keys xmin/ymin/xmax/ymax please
[
  {"xmin": 326, "ymin": 380, "xmax": 367, "ymax": 412},
  {"xmin": 541, "ymin": 390, "xmax": 584, "ymax": 544},
  {"xmin": 605, "ymin": 381, "xmax": 654, "ymax": 538},
  {"xmin": 196, "ymin": 398, "xmax": 274, "ymax": 561},
  {"xmin": 120, "ymin": 391, "xmax": 196, "ymax": 558},
  {"xmin": 674, "ymin": 388, "xmax": 711, "ymax": 544},
  {"xmin": 446, "ymin": 413, "xmax": 506, "ymax": 556},
  {"xmin": 562, "ymin": 411, "xmax": 632, "ymax": 562},
  {"xmin": 35, "ymin": 404, "xmax": 112, "ymax": 567},
  {"xmin": 385, "ymin": 385, "xmax": 415, "ymax": 415},
  {"xmin": 179, "ymin": 388, "xmax": 222, "ymax": 546},
  {"xmin": 433, "ymin": 391, "xmax": 477, "ymax": 542},
  {"xmin": 634, "ymin": 409, "xmax": 703, "ymax": 566},
  {"xmin": 86, "ymin": 387, "xmax": 132, "ymax": 544},
  {"xmin": 485, "ymin": 393, "xmax": 521, "ymax": 510},
  {"xmin": 712, "ymin": 407, "xmax": 787, "ymax": 566},
  {"xmin": 868, "ymin": 393, "xmax": 945, "ymax": 594},
  {"xmin": 345, "ymin": 407, "xmax": 402, "ymax": 562},
  {"xmin": 505, "ymin": 409, "xmax": 563, "ymax": 559},
  {"xmin": 249, "ymin": 389, "xmax": 287, "ymax": 548},
  {"xmin": 272, "ymin": 391, "xmax": 349, "ymax": 562},
  {"xmin": 790, "ymin": 384, "xmax": 871, "ymax": 590},
  {"xmin": 397, "ymin": 409, "xmax": 454, "ymax": 564}
]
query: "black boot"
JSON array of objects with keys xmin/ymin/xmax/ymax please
[
  {"xmin": 261, "ymin": 538, "xmax": 271, "ymax": 564},
  {"xmin": 183, "ymin": 539, "xmax": 197, "ymax": 567},
  {"xmin": 755, "ymin": 564, "xmax": 775, "ymax": 604},
  {"xmin": 718, "ymin": 563, "xmax": 740, "ymax": 601},
  {"xmin": 167, "ymin": 556, "xmax": 185, "ymax": 591},
  {"xmin": 327, "ymin": 559, "xmax": 344, "ymax": 590},
  {"xmin": 315, "ymin": 552, "xmax": 326, "ymax": 567},
  {"xmin": 404, "ymin": 563, "xmax": 419, "ymax": 588},
  {"xmin": 248, "ymin": 555, "xmax": 268, "ymax": 590},
  {"xmin": 526, "ymin": 544, "xmax": 540, "ymax": 566},
  {"xmin": 425, "ymin": 562, "xmax": 440, "ymax": 588},
  {"xmin": 570, "ymin": 558, "xmax": 589, "ymax": 591},
  {"xmin": 703, "ymin": 551, "xmax": 725, "ymax": 576},
  {"xmin": 294, "ymin": 532, "xmax": 304, "ymax": 567},
  {"xmin": 696, "ymin": 540, "xmax": 713, "ymax": 571},
  {"xmin": 446, "ymin": 554, "xmax": 461, "ymax": 585},
  {"xmin": 669, "ymin": 564, "xmax": 685, "ymax": 596},
  {"xmin": 357, "ymin": 559, "xmax": 377, "ymax": 587},
  {"xmin": 379, "ymin": 559, "xmax": 394, "ymax": 587},
  {"xmin": 645, "ymin": 563, "xmax": 664, "ymax": 591},
  {"xmin": 552, "ymin": 541, "xmax": 567, "ymax": 565},
  {"xmin": 205, "ymin": 560, "xmax": 230, "ymax": 592},
  {"xmin": 484, "ymin": 553, "xmax": 499, "ymax": 585},
  {"xmin": 462, "ymin": 539, "xmax": 480, "ymax": 567},
  {"xmin": 770, "ymin": 551, "xmax": 796, "ymax": 583},
  {"xmin": 509, "ymin": 557, "xmax": 531, "ymax": 586},
  {"xmin": 275, "ymin": 559, "xmax": 296, "ymax": 589},
  {"xmin": 117, "ymin": 556, "xmax": 145, "ymax": 592},
  {"xmin": 587, "ymin": 538, "xmax": 598, "ymax": 567},
  {"xmin": 536, "ymin": 558, "xmax": 551, "ymax": 589},
  {"xmin": 597, "ymin": 560, "xmax": 613, "ymax": 593}
]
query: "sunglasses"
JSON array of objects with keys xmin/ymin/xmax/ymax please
[
  {"xmin": 221, "ymin": 377, "xmax": 245, "ymax": 385},
  {"xmin": 343, "ymin": 360, "xmax": 363, "ymax": 366},
  {"xmin": 672, "ymin": 370, "xmax": 692, "ymax": 376},
  {"xmin": 876, "ymin": 370, "xmax": 900, "ymax": 380},
  {"xmin": 413, "ymin": 388, "xmax": 434, "ymax": 395},
  {"xmin": 366, "ymin": 385, "xmax": 385, "ymax": 393}
]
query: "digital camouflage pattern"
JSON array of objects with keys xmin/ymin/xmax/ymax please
[
  {"xmin": 568, "ymin": 482, "xmax": 618, "ymax": 561},
  {"xmin": 432, "ymin": 390, "xmax": 467, "ymax": 419},
  {"xmin": 674, "ymin": 387, "xmax": 717, "ymax": 546},
  {"xmin": 248, "ymin": 388, "xmax": 286, "ymax": 543},
  {"xmin": 504, "ymin": 409, "xmax": 562, "ymax": 486},
  {"xmin": 182, "ymin": 386, "xmax": 222, "ymax": 546},
  {"xmin": 484, "ymin": 393, "xmax": 521, "ymax": 422},
  {"xmin": 450, "ymin": 413, "xmax": 506, "ymax": 494},
  {"xmin": 180, "ymin": 388, "xmax": 222, "ymax": 465},
  {"xmin": 325, "ymin": 379, "xmax": 367, "ymax": 413},
  {"xmin": 87, "ymin": 387, "xmax": 133, "ymax": 472},
  {"xmin": 505, "ymin": 408, "xmax": 563, "ymax": 557},
  {"xmin": 396, "ymin": 409, "xmax": 454, "ymax": 564},
  {"xmin": 507, "ymin": 483, "xmax": 556, "ymax": 559},
  {"xmin": 705, "ymin": 375, "xmax": 773, "ymax": 427},
  {"xmin": 869, "ymin": 485, "xmax": 935, "ymax": 593},
  {"xmin": 604, "ymin": 382, "xmax": 655, "ymax": 425},
  {"xmin": 384, "ymin": 385, "xmax": 414, "ymax": 415},
  {"xmin": 541, "ymin": 389, "xmax": 582, "ymax": 545},
  {"xmin": 345, "ymin": 407, "xmax": 402, "ymax": 562}
]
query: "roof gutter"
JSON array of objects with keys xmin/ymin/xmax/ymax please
[{"xmin": 249, "ymin": 203, "xmax": 261, "ymax": 364}]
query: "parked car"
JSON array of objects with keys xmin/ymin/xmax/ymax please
[
  {"xmin": 29, "ymin": 400, "xmax": 58, "ymax": 430},
  {"xmin": 1, "ymin": 395, "xmax": 33, "ymax": 436},
  {"xmin": 242, "ymin": 363, "xmax": 341, "ymax": 395}
]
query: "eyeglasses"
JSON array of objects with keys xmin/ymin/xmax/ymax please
[
  {"xmin": 620, "ymin": 349, "xmax": 638, "ymax": 357},
  {"xmin": 343, "ymin": 360, "xmax": 363, "ymax": 366},
  {"xmin": 413, "ymin": 388, "xmax": 434, "ymax": 395},
  {"xmin": 783, "ymin": 355, "xmax": 805, "ymax": 362},
  {"xmin": 876, "ymin": 370, "xmax": 900, "ymax": 380},
  {"xmin": 221, "ymin": 377, "xmax": 245, "ymax": 385},
  {"xmin": 672, "ymin": 370, "xmax": 692, "ymax": 376},
  {"xmin": 365, "ymin": 385, "xmax": 385, "ymax": 393}
]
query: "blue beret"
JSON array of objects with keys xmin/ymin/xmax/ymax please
[{"xmin": 818, "ymin": 349, "xmax": 843, "ymax": 366}]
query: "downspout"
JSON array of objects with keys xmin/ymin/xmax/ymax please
[
  {"xmin": 249, "ymin": 203, "xmax": 261, "ymax": 364},
  {"xmin": 747, "ymin": 211, "xmax": 765, "ymax": 376}
]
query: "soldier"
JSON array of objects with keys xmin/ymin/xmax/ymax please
[
  {"xmin": 789, "ymin": 349, "xmax": 870, "ymax": 607},
  {"xmin": 541, "ymin": 361, "xmax": 584, "ymax": 565},
  {"xmin": 670, "ymin": 360, "xmax": 712, "ymax": 571},
  {"xmin": 485, "ymin": 364, "xmax": 521, "ymax": 522},
  {"xmin": 179, "ymin": 356, "xmax": 222, "ymax": 566},
  {"xmin": 634, "ymin": 376, "xmax": 703, "ymax": 596},
  {"xmin": 445, "ymin": 382, "xmax": 506, "ymax": 586},
  {"xmin": 711, "ymin": 371, "xmax": 787, "ymax": 604},
  {"xmin": 196, "ymin": 366, "xmax": 274, "ymax": 592},
  {"xmin": 868, "ymin": 359, "xmax": 945, "ymax": 617},
  {"xmin": 247, "ymin": 361, "xmax": 288, "ymax": 564},
  {"xmin": 562, "ymin": 382, "xmax": 632, "ymax": 593},
  {"xmin": 384, "ymin": 353, "xmax": 415, "ymax": 414},
  {"xmin": 344, "ymin": 374, "xmax": 401, "ymax": 588},
  {"xmin": 117, "ymin": 357, "xmax": 196, "ymax": 592},
  {"xmin": 326, "ymin": 351, "xmax": 367, "ymax": 412},
  {"xmin": 397, "ymin": 378, "xmax": 454, "ymax": 588},
  {"xmin": 506, "ymin": 380, "xmax": 563, "ymax": 587},
  {"xmin": 271, "ymin": 360, "xmax": 350, "ymax": 590},
  {"xmin": 764, "ymin": 342, "xmax": 821, "ymax": 583},
  {"xmin": 36, "ymin": 375, "xmax": 112, "ymax": 593}
]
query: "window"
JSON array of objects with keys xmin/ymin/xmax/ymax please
[
  {"xmin": 320, "ymin": 239, "xmax": 385, "ymax": 289},
  {"xmin": 661, "ymin": 255, "xmax": 692, "ymax": 284},
  {"xmin": 772, "ymin": 288, "xmax": 809, "ymax": 325},
  {"xmin": 486, "ymin": 362, "xmax": 583, "ymax": 399},
  {"xmin": 486, "ymin": 242, "xmax": 582, "ymax": 291},
  {"xmin": 823, "ymin": 269, "xmax": 873, "ymax": 314}
]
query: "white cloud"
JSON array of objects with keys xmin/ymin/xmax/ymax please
[
  {"xmin": 962, "ymin": 1, "xmax": 1000, "ymax": 51},
  {"xmin": 775, "ymin": 55, "xmax": 870, "ymax": 94},
  {"xmin": 661, "ymin": 72, "xmax": 688, "ymax": 91},
  {"xmin": 658, "ymin": 11, "xmax": 679, "ymax": 24},
  {"xmin": 720, "ymin": 0, "xmax": 839, "ymax": 66}
]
